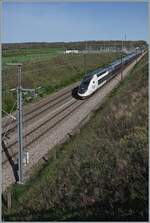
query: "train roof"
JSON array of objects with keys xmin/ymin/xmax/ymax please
[
  {"xmin": 83, "ymin": 53, "xmax": 136, "ymax": 79},
  {"xmin": 109, "ymin": 59, "xmax": 121, "ymax": 67},
  {"xmin": 85, "ymin": 67, "xmax": 107, "ymax": 78}
]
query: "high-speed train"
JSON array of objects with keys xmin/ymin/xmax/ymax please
[{"xmin": 77, "ymin": 52, "xmax": 141, "ymax": 98}]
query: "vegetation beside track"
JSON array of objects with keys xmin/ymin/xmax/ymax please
[
  {"xmin": 2, "ymin": 54, "xmax": 148, "ymax": 221},
  {"xmin": 2, "ymin": 50, "xmax": 122, "ymax": 114}
]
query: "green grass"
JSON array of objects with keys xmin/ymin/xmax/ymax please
[
  {"xmin": 2, "ymin": 47, "xmax": 64, "ymax": 64},
  {"xmin": 2, "ymin": 54, "xmax": 148, "ymax": 221},
  {"xmin": 2, "ymin": 51, "xmax": 122, "ymax": 114}
]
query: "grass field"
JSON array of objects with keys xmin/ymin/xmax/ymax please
[
  {"xmin": 2, "ymin": 54, "xmax": 148, "ymax": 221},
  {"xmin": 2, "ymin": 47, "xmax": 64, "ymax": 64},
  {"xmin": 2, "ymin": 49, "xmax": 122, "ymax": 114}
]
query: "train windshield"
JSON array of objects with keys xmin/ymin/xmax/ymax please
[
  {"xmin": 81, "ymin": 77, "xmax": 91, "ymax": 89},
  {"xmin": 78, "ymin": 76, "xmax": 92, "ymax": 93}
]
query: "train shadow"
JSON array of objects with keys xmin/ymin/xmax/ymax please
[{"xmin": 71, "ymin": 86, "xmax": 81, "ymax": 100}]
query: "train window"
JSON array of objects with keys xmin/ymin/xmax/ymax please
[
  {"xmin": 98, "ymin": 72, "xmax": 110, "ymax": 85},
  {"xmin": 98, "ymin": 79, "xmax": 102, "ymax": 85},
  {"xmin": 80, "ymin": 78, "xmax": 91, "ymax": 89},
  {"xmin": 97, "ymin": 71, "xmax": 106, "ymax": 77}
]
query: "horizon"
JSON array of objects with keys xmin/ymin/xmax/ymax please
[{"xmin": 3, "ymin": 39, "xmax": 148, "ymax": 45}]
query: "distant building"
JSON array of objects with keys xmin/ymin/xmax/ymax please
[{"xmin": 64, "ymin": 49, "xmax": 79, "ymax": 54}]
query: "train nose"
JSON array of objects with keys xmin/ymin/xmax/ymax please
[{"xmin": 78, "ymin": 88, "xmax": 87, "ymax": 94}]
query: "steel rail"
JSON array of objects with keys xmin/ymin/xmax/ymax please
[
  {"xmin": 2, "ymin": 84, "xmax": 78, "ymax": 131},
  {"xmin": 2, "ymin": 99, "xmax": 85, "ymax": 165}
]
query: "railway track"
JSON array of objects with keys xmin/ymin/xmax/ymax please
[
  {"xmin": 2, "ymin": 98, "xmax": 86, "ymax": 165},
  {"xmin": 3, "ymin": 90, "xmax": 72, "ymax": 134},
  {"xmin": 2, "ymin": 55, "xmax": 140, "ymax": 167},
  {"xmin": 2, "ymin": 86, "xmax": 85, "ymax": 164},
  {"xmin": 2, "ymin": 82, "xmax": 79, "ymax": 131}
]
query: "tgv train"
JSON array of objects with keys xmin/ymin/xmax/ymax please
[{"xmin": 77, "ymin": 52, "xmax": 141, "ymax": 98}]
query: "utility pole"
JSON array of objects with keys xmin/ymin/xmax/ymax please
[
  {"xmin": 84, "ymin": 41, "xmax": 87, "ymax": 75},
  {"xmin": 135, "ymin": 47, "xmax": 138, "ymax": 64},
  {"xmin": 17, "ymin": 64, "xmax": 24, "ymax": 183},
  {"xmin": 120, "ymin": 35, "xmax": 127, "ymax": 80},
  {"xmin": 86, "ymin": 41, "xmax": 88, "ymax": 53},
  {"xmin": 6, "ymin": 63, "xmax": 35, "ymax": 184},
  {"xmin": 104, "ymin": 40, "xmax": 105, "ymax": 52},
  {"xmin": 121, "ymin": 38, "xmax": 123, "ymax": 81},
  {"xmin": 6, "ymin": 63, "xmax": 24, "ymax": 183}
]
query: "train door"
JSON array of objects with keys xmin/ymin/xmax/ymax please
[{"xmin": 91, "ymin": 76, "xmax": 98, "ymax": 93}]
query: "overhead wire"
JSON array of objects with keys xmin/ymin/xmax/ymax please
[{"xmin": 2, "ymin": 101, "xmax": 17, "ymax": 141}]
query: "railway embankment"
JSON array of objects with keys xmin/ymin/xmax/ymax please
[{"xmin": 3, "ymin": 53, "xmax": 148, "ymax": 221}]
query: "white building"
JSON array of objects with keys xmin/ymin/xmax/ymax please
[{"xmin": 64, "ymin": 49, "xmax": 79, "ymax": 54}]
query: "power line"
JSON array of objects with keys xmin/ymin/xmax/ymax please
[{"xmin": 2, "ymin": 102, "xmax": 17, "ymax": 141}]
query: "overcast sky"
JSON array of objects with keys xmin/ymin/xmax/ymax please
[{"xmin": 2, "ymin": 2, "xmax": 148, "ymax": 43}]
